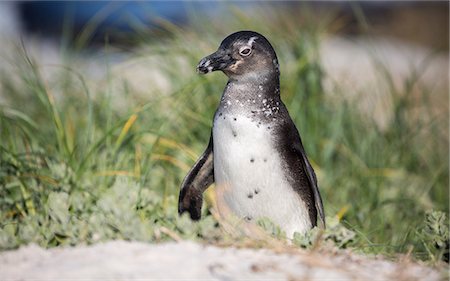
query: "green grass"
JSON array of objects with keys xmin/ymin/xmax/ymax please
[{"xmin": 0, "ymin": 7, "xmax": 448, "ymax": 263}]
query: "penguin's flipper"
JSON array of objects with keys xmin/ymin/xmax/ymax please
[
  {"xmin": 279, "ymin": 120, "xmax": 326, "ymax": 229},
  {"xmin": 178, "ymin": 134, "xmax": 214, "ymax": 220},
  {"xmin": 299, "ymin": 147, "xmax": 326, "ymax": 229}
]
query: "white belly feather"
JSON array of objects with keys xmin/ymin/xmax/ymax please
[{"xmin": 213, "ymin": 113, "xmax": 311, "ymax": 238}]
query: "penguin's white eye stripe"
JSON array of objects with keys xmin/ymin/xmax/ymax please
[
  {"xmin": 239, "ymin": 47, "xmax": 252, "ymax": 56},
  {"xmin": 247, "ymin": 36, "xmax": 258, "ymax": 46}
]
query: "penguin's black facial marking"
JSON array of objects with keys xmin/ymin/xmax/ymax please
[
  {"xmin": 247, "ymin": 193, "xmax": 253, "ymax": 199},
  {"xmin": 254, "ymin": 189, "xmax": 260, "ymax": 194},
  {"xmin": 232, "ymin": 131, "xmax": 237, "ymax": 137},
  {"xmin": 198, "ymin": 31, "xmax": 279, "ymax": 78},
  {"xmin": 197, "ymin": 49, "xmax": 234, "ymax": 74},
  {"xmin": 250, "ymin": 158, "xmax": 255, "ymax": 163},
  {"xmin": 233, "ymin": 117, "xmax": 237, "ymax": 121}
]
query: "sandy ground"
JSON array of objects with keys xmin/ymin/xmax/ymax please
[{"xmin": 0, "ymin": 240, "xmax": 445, "ymax": 281}]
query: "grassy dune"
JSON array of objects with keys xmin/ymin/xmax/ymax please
[{"xmin": 0, "ymin": 6, "xmax": 448, "ymax": 263}]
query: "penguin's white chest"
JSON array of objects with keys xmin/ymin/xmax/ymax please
[{"xmin": 212, "ymin": 113, "xmax": 311, "ymax": 237}]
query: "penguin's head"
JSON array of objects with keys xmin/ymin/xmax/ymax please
[{"xmin": 197, "ymin": 31, "xmax": 279, "ymax": 79}]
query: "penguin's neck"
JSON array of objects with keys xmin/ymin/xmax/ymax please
[{"xmin": 220, "ymin": 72, "xmax": 280, "ymax": 111}]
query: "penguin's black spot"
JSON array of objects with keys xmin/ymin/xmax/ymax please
[
  {"xmin": 245, "ymin": 216, "xmax": 252, "ymax": 221},
  {"xmin": 247, "ymin": 193, "xmax": 253, "ymax": 199},
  {"xmin": 234, "ymin": 117, "xmax": 237, "ymax": 121},
  {"xmin": 254, "ymin": 189, "xmax": 260, "ymax": 194},
  {"xmin": 267, "ymin": 126, "xmax": 271, "ymax": 130},
  {"xmin": 250, "ymin": 158, "xmax": 255, "ymax": 163},
  {"xmin": 219, "ymin": 113, "xmax": 222, "ymax": 116},
  {"xmin": 232, "ymin": 131, "xmax": 237, "ymax": 137},
  {"xmin": 223, "ymin": 117, "xmax": 226, "ymax": 120}
]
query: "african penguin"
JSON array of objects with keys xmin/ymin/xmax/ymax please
[{"xmin": 178, "ymin": 30, "xmax": 325, "ymax": 238}]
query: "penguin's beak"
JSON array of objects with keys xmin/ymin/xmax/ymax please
[{"xmin": 197, "ymin": 49, "xmax": 233, "ymax": 74}]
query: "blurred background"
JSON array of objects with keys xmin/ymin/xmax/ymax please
[
  {"xmin": 1, "ymin": 1, "xmax": 448, "ymax": 126},
  {"xmin": 8, "ymin": 1, "xmax": 450, "ymax": 50},
  {"xmin": 0, "ymin": 1, "xmax": 448, "ymax": 262}
]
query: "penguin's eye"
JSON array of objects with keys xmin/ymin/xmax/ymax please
[{"xmin": 239, "ymin": 47, "xmax": 252, "ymax": 57}]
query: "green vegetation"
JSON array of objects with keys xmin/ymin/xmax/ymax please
[{"xmin": 0, "ymin": 7, "xmax": 448, "ymax": 263}]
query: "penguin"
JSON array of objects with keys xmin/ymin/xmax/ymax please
[{"xmin": 178, "ymin": 30, "xmax": 325, "ymax": 238}]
